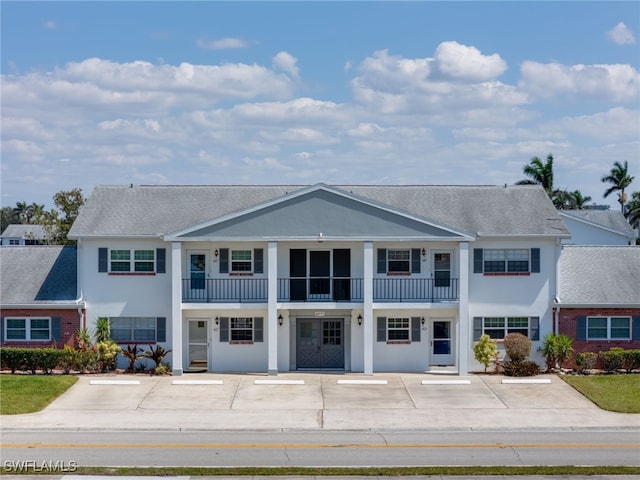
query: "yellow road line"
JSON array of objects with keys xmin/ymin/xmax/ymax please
[{"xmin": 2, "ymin": 442, "xmax": 639, "ymax": 449}]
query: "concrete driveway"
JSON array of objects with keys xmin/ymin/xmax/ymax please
[{"xmin": 2, "ymin": 373, "xmax": 638, "ymax": 431}]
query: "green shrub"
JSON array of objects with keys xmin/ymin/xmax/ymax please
[
  {"xmin": 58, "ymin": 345, "xmax": 77, "ymax": 374},
  {"xmin": 0, "ymin": 348, "xmax": 27, "ymax": 373},
  {"xmin": 575, "ymin": 351, "xmax": 597, "ymax": 374},
  {"xmin": 503, "ymin": 333, "xmax": 531, "ymax": 362},
  {"xmin": 502, "ymin": 359, "xmax": 540, "ymax": 377},
  {"xmin": 599, "ymin": 347, "xmax": 625, "ymax": 373},
  {"xmin": 621, "ymin": 349, "xmax": 640, "ymax": 373},
  {"xmin": 474, "ymin": 334, "xmax": 498, "ymax": 373},
  {"xmin": 37, "ymin": 348, "xmax": 63, "ymax": 374},
  {"xmin": 541, "ymin": 333, "xmax": 574, "ymax": 371},
  {"xmin": 142, "ymin": 344, "xmax": 172, "ymax": 368},
  {"xmin": 96, "ymin": 340, "xmax": 121, "ymax": 373}
]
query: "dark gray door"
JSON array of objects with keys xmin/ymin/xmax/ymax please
[{"xmin": 297, "ymin": 319, "xmax": 344, "ymax": 369}]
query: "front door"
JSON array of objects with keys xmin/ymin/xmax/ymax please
[
  {"xmin": 188, "ymin": 319, "xmax": 209, "ymax": 371},
  {"xmin": 430, "ymin": 319, "xmax": 454, "ymax": 365},
  {"xmin": 297, "ymin": 318, "xmax": 344, "ymax": 369},
  {"xmin": 188, "ymin": 251, "xmax": 208, "ymax": 300}
]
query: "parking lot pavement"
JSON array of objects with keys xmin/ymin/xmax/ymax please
[{"xmin": 1, "ymin": 373, "xmax": 638, "ymax": 431}]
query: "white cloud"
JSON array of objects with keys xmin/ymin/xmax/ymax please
[
  {"xmin": 272, "ymin": 51, "xmax": 300, "ymax": 79},
  {"xmin": 607, "ymin": 22, "xmax": 637, "ymax": 45},
  {"xmin": 433, "ymin": 41, "xmax": 507, "ymax": 82},
  {"xmin": 196, "ymin": 37, "xmax": 249, "ymax": 50},
  {"xmin": 520, "ymin": 61, "xmax": 640, "ymax": 102}
]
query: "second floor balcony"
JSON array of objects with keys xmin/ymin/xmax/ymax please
[{"xmin": 182, "ymin": 277, "xmax": 459, "ymax": 304}]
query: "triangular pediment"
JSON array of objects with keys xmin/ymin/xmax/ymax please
[{"xmin": 166, "ymin": 184, "xmax": 473, "ymax": 241}]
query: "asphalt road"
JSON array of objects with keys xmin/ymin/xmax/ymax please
[{"xmin": 2, "ymin": 429, "xmax": 639, "ymax": 468}]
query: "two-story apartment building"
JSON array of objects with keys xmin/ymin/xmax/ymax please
[{"xmin": 68, "ymin": 183, "xmax": 570, "ymax": 375}]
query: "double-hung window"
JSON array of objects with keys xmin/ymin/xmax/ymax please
[
  {"xmin": 387, "ymin": 249, "xmax": 410, "ymax": 273},
  {"xmin": 479, "ymin": 317, "xmax": 531, "ymax": 340},
  {"xmin": 110, "ymin": 317, "xmax": 158, "ymax": 342},
  {"xmin": 219, "ymin": 316, "xmax": 263, "ymax": 343},
  {"xmin": 474, "ymin": 248, "xmax": 539, "ymax": 274},
  {"xmin": 387, "ymin": 317, "xmax": 410, "ymax": 341},
  {"xmin": 109, "ymin": 249, "xmax": 156, "ymax": 273},
  {"xmin": 230, "ymin": 317, "xmax": 253, "ymax": 341},
  {"xmin": 5, "ymin": 317, "xmax": 50, "ymax": 341},
  {"xmin": 587, "ymin": 317, "xmax": 631, "ymax": 340},
  {"xmin": 231, "ymin": 250, "xmax": 252, "ymax": 273}
]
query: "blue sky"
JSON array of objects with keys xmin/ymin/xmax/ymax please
[{"xmin": 1, "ymin": 1, "xmax": 638, "ymax": 210}]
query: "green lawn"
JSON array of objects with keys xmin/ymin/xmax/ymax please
[
  {"xmin": 561, "ymin": 374, "xmax": 640, "ymax": 413},
  {"xmin": 0, "ymin": 374, "xmax": 78, "ymax": 415}
]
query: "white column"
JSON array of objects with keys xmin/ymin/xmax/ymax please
[
  {"xmin": 363, "ymin": 241, "xmax": 374, "ymax": 375},
  {"xmin": 171, "ymin": 241, "xmax": 183, "ymax": 376},
  {"xmin": 267, "ymin": 241, "xmax": 278, "ymax": 375},
  {"xmin": 458, "ymin": 241, "xmax": 469, "ymax": 375}
]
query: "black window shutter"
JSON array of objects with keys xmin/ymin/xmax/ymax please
[
  {"xmin": 530, "ymin": 316, "xmax": 540, "ymax": 341},
  {"xmin": 633, "ymin": 316, "xmax": 640, "ymax": 340},
  {"xmin": 473, "ymin": 317, "xmax": 483, "ymax": 341},
  {"xmin": 51, "ymin": 317, "xmax": 61, "ymax": 342},
  {"xmin": 576, "ymin": 315, "xmax": 587, "ymax": 341},
  {"xmin": 156, "ymin": 317, "xmax": 166, "ymax": 342},
  {"xmin": 156, "ymin": 248, "xmax": 166, "ymax": 274},
  {"xmin": 530, "ymin": 248, "xmax": 540, "ymax": 273},
  {"xmin": 411, "ymin": 317, "xmax": 421, "ymax": 342},
  {"xmin": 254, "ymin": 249, "xmax": 264, "ymax": 274},
  {"xmin": 411, "ymin": 249, "xmax": 421, "ymax": 274},
  {"xmin": 377, "ymin": 249, "xmax": 387, "ymax": 274},
  {"xmin": 0, "ymin": 317, "xmax": 4, "ymax": 342},
  {"xmin": 254, "ymin": 317, "xmax": 264, "ymax": 342},
  {"xmin": 99, "ymin": 248, "xmax": 108, "ymax": 272},
  {"xmin": 377, "ymin": 317, "xmax": 387, "ymax": 342},
  {"xmin": 219, "ymin": 317, "xmax": 229, "ymax": 342},
  {"xmin": 219, "ymin": 248, "xmax": 229, "ymax": 273},
  {"xmin": 473, "ymin": 249, "xmax": 483, "ymax": 273}
]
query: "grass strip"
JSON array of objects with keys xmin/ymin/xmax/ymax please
[
  {"xmin": 4, "ymin": 465, "xmax": 640, "ymax": 476},
  {"xmin": 561, "ymin": 374, "xmax": 640, "ymax": 413},
  {"xmin": 0, "ymin": 374, "xmax": 78, "ymax": 415}
]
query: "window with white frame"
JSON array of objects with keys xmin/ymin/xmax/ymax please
[
  {"xmin": 110, "ymin": 317, "xmax": 157, "ymax": 342},
  {"xmin": 587, "ymin": 316, "xmax": 631, "ymax": 340},
  {"xmin": 231, "ymin": 250, "xmax": 252, "ymax": 273},
  {"xmin": 230, "ymin": 317, "xmax": 253, "ymax": 341},
  {"xmin": 484, "ymin": 249, "xmax": 529, "ymax": 273},
  {"xmin": 5, "ymin": 317, "xmax": 50, "ymax": 341},
  {"xmin": 482, "ymin": 317, "xmax": 530, "ymax": 339},
  {"xmin": 387, "ymin": 249, "xmax": 410, "ymax": 273},
  {"xmin": 387, "ymin": 317, "xmax": 410, "ymax": 341},
  {"xmin": 110, "ymin": 249, "xmax": 155, "ymax": 273}
]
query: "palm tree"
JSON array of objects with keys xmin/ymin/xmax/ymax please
[
  {"xmin": 570, "ymin": 190, "xmax": 592, "ymax": 210},
  {"xmin": 517, "ymin": 154, "xmax": 555, "ymax": 196},
  {"xmin": 625, "ymin": 191, "xmax": 640, "ymax": 230},
  {"xmin": 601, "ymin": 160, "xmax": 634, "ymax": 212}
]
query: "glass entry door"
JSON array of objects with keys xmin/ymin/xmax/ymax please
[
  {"xmin": 188, "ymin": 319, "xmax": 209, "ymax": 371},
  {"xmin": 297, "ymin": 318, "xmax": 344, "ymax": 369},
  {"xmin": 188, "ymin": 251, "xmax": 208, "ymax": 300},
  {"xmin": 430, "ymin": 319, "xmax": 454, "ymax": 365}
]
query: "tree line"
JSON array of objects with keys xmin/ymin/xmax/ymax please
[
  {"xmin": 517, "ymin": 154, "xmax": 638, "ymax": 229},
  {"xmin": 0, "ymin": 188, "xmax": 85, "ymax": 245}
]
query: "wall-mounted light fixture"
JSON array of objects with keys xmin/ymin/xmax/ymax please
[
  {"xmin": 421, "ymin": 248, "xmax": 426, "ymax": 257},
  {"xmin": 357, "ymin": 314, "xmax": 363, "ymax": 326},
  {"xmin": 214, "ymin": 249, "xmax": 219, "ymax": 258},
  {"xmin": 278, "ymin": 314, "xmax": 283, "ymax": 326},
  {"xmin": 421, "ymin": 317, "xmax": 425, "ymax": 326},
  {"xmin": 215, "ymin": 317, "xmax": 219, "ymax": 326},
  {"xmin": 318, "ymin": 232, "xmax": 324, "ymax": 243}
]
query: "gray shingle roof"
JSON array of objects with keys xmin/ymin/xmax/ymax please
[
  {"xmin": 0, "ymin": 224, "xmax": 46, "ymax": 239},
  {"xmin": 560, "ymin": 210, "xmax": 636, "ymax": 239},
  {"xmin": 69, "ymin": 184, "xmax": 569, "ymax": 238},
  {"xmin": 0, "ymin": 246, "xmax": 78, "ymax": 304},
  {"xmin": 559, "ymin": 246, "xmax": 640, "ymax": 306}
]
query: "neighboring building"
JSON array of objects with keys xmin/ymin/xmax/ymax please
[
  {"xmin": 556, "ymin": 245, "xmax": 640, "ymax": 364},
  {"xmin": 559, "ymin": 210, "xmax": 637, "ymax": 245},
  {"xmin": 0, "ymin": 224, "xmax": 48, "ymax": 246},
  {"xmin": 0, "ymin": 246, "xmax": 83, "ymax": 348},
  {"xmin": 68, "ymin": 183, "xmax": 570, "ymax": 375}
]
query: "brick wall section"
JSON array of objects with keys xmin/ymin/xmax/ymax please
[
  {"xmin": 0, "ymin": 308, "xmax": 84, "ymax": 349},
  {"xmin": 558, "ymin": 307, "xmax": 640, "ymax": 369}
]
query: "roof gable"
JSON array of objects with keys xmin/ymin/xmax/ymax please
[
  {"xmin": 169, "ymin": 184, "xmax": 472, "ymax": 240},
  {"xmin": 559, "ymin": 210, "xmax": 636, "ymax": 240}
]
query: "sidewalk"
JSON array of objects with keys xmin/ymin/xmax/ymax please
[{"xmin": 2, "ymin": 373, "xmax": 639, "ymax": 431}]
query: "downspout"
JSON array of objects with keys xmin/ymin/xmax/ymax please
[{"xmin": 76, "ymin": 238, "xmax": 86, "ymax": 329}]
